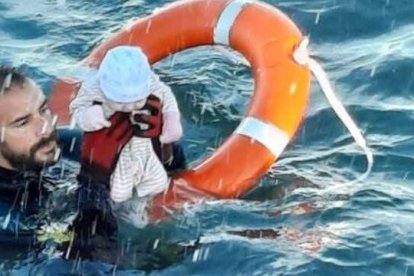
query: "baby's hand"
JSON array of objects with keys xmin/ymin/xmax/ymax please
[
  {"xmin": 79, "ymin": 105, "xmax": 111, "ymax": 131},
  {"xmin": 160, "ymin": 111, "xmax": 183, "ymax": 144}
]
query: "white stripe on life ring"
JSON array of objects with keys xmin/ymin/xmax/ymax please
[
  {"xmin": 214, "ymin": 0, "xmax": 251, "ymax": 45},
  {"xmin": 235, "ymin": 117, "xmax": 290, "ymax": 157}
]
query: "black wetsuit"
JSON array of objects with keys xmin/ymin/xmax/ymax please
[
  {"xmin": 0, "ymin": 166, "xmax": 119, "ymax": 269},
  {"xmin": 0, "ymin": 167, "xmax": 49, "ymax": 257}
]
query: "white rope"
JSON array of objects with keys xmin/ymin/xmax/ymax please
[{"xmin": 293, "ymin": 38, "xmax": 374, "ymax": 183}]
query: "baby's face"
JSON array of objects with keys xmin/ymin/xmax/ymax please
[{"xmin": 107, "ymin": 98, "xmax": 147, "ymax": 112}]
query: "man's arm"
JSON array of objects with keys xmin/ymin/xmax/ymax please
[
  {"xmin": 63, "ymin": 173, "xmax": 117, "ymax": 260},
  {"xmin": 64, "ymin": 112, "xmax": 134, "ymax": 261}
]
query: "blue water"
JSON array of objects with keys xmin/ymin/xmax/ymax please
[{"xmin": 1, "ymin": 0, "xmax": 414, "ymax": 275}]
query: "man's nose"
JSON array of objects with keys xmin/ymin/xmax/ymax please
[{"xmin": 37, "ymin": 114, "xmax": 55, "ymax": 137}]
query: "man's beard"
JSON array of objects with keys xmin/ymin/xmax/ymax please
[{"xmin": 0, "ymin": 132, "xmax": 59, "ymax": 171}]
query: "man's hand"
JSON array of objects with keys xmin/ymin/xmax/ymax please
[{"xmin": 131, "ymin": 94, "xmax": 162, "ymax": 138}]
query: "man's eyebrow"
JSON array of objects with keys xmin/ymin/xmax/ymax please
[
  {"xmin": 10, "ymin": 113, "xmax": 31, "ymax": 126},
  {"xmin": 39, "ymin": 99, "xmax": 47, "ymax": 110},
  {"xmin": 9, "ymin": 98, "xmax": 47, "ymax": 126}
]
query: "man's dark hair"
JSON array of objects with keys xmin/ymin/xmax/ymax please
[{"xmin": 0, "ymin": 66, "xmax": 27, "ymax": 94}]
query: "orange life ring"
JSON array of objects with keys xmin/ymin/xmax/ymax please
[{"xmin": 49, "ymin": 0, "xmax": 311, "ymax": 200}]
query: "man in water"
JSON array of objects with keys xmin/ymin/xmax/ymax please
[
  {"xmin": 0, "ymin": 66, "xmax": 191, "ymax": 271},
  {"xmin": 0, "ymin": 66, "xmax": 61, "ymax": 254}
]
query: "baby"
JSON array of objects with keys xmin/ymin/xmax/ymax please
[{"xmin": 70, "ymin": 46, "xmax": 183, "ymax": 223}]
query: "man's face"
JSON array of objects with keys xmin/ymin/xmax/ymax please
[{"xmin": 0, "ymin": 79, "xmax": 58, "ymax": 170}]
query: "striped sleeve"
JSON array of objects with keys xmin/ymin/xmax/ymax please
[{"xmin": 69, "ymin": 69, "xmax": 108, "ymax": 129}]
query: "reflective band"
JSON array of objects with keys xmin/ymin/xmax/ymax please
[
  {"xmin": 214, "ymin": 0, "xmax": 251, "ymax": 45},
  {"xmin": 235, "ymin": 117, "xmax": 290, "ymax": 157}
]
